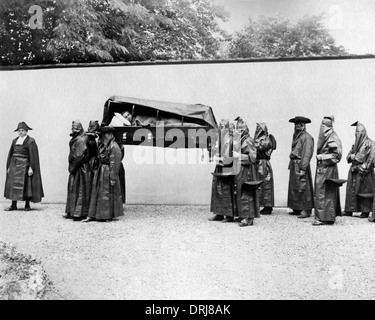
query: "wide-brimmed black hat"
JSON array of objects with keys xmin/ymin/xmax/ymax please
[
  {"xmin": 357, "ymin": 193, "xmax": 374, "ymax": 198},
  {"xmin": 325, "ymin": 179, "xmax": 347, "ymax": 187},
  {"xmin": 243, "ymin": 180, "xmax": 264, "ymax": 189},
  {"xmin": 14, "ymin": 121, "xmax": 32, "ymax": 132},
  {"xmin": 100, "ymin": 126, "xmax": 116, "ymax": 134},
  {"xmin": 351, "ymin": 121, "xmax": 359, "ymax": 127},
  {"xmin": 289, "ymin": 116, "xmax": 311, "ymax": 124},
  {"xmin": 269, "ymin": 134, "xmax": 277, "ymax": 150},
  {"xmin": 211, "ymin": 172, "xmax": 234, "ymax": 178}
]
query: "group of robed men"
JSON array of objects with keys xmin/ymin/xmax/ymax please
[
  {"xmin": 63, "ymin": 120, "xmax": 125, "ymax": 222},
  {"xmin": 4, "ymin": 120, "xmax": 125, "ymax": 222},
  {"xmin": 209, "ymin": 115, "xmax": 375, "ymax": 227},
  {"xmin": 4, "ymin": 117, "xmax": 375, "ymax": 227}
]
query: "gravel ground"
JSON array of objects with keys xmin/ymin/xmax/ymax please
[{"xmin": 1, "ymin": 203, "xmax": 375, "ymax": 300}]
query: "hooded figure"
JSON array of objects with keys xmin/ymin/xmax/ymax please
[
  {"xmin": 313, "ymin": 116, "xmax": 343, "ymax": 225},
  {"xmin": 84, "ymin": 126, "xmax": 124, "ymax": 222},
  {"xmin": 254, "ymin": 123, "xmax": 276, "ymax": 215},
  {"xmin": 287, "ymin": 116, "xmax": 315, "ymax": 217},
  {"xmin": 209, "ymin": 119, "xmax": 259, "ymax": 226},
  {"xmin": 209, "ymin": 119, "xmax": 234, "ymax": 222},
  {"xmin": 64, "ymin": 120, "xmax": 91, "ymax": 220},
  {"xmin": 232, "ymin": 121, "xmax": 260, "ymax": 226},
  {"xmin": 343, "ymin": 122, "xmax": 375, "ymax": 218},
  {"xmin": 4, "ymin": 122, "xmax": 44, "ymax": 211},
  {"xmin": 86, "ymin": 121, "xmax": 100, "ymax": 196}
]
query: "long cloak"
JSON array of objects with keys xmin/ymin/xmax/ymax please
[
  {"xmin": 254, "ymin": 123, "xmax": 275, "ymax": 207},
  {"xmin": 210, "ymin": 129, "xmax": 259, "ymax": 219},
  {"xmin": 4, "ymin": 136, "xmax": 44, "ymax": 203},
  {"xmin": 210, "ymin": 128, "xmax": 234, "ymax": 216},
  {"xmin": 314, "ymin": 119, "xmax": 343, "ymax": 222},
  {"xmin": 287, "ymin": 129, "xmax": 315, "ymax": 211},
  {"xmin": 65, "ymin": 132, "xmax": 91, "ymax": 218},
  {"xmin": 344, "ymin": 123, "xmax": 375, "ymax": 213},
  {"xmin": 88, "ymin": 138, "xmax": 124, "ymax": 220}
]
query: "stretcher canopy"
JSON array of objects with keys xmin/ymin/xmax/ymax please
[{"xmin": 101, "ymin": 96, "xmax": 218, "ymax": 129}]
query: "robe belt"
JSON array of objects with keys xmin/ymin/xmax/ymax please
[{"xmin": 12, "ymin": 153, "xmax": 29, "ymax": 159}]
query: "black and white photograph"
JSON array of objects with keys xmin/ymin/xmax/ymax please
[{"xmin": 1, "ymin": 0, "xmax": 375, "ymax": 305}]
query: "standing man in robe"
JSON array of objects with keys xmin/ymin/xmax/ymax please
[
  {"xmin": 232, "ymin": 119, "xmax": 260, "ymax": 227},
  {"xmin": 287, "ymin": 116, "xmax": 315, "ymax": 218},
  {"xmin": 313, "ymin": 116, "xmax": 343, "ymax": 226},
  {"xmin": 86, "ymin": 120, "xmax": 100, "ymax": 197},
  {"xmin": 209, "ymin": 119, "xmax": 234, "ymax": 222},
  {"xmin": 4, "ymin": 122, "xmax": 44, "ymax": 211},
  {"xmin": 343, "ymin": 122, "xmax": 375, "ymax": 219},
  {"xmin": 64, "ymin": 120, "xmax": 91, "ymax": 221},
  {"xmin": 83, "ymin": 126, "xmax": 124, "ymax": 222},
  {"xmin": 254, "ymin": 123, "xmax": 276, "ymax": 215}
]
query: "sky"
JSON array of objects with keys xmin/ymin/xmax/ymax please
[{"xmin": 214, "ymin": 0, "xmax": 375, "ymax": 54}]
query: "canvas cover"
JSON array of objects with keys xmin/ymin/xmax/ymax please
[{"xmin": 101, "ymin": 96, "xmax": 218, "ymax": 129}]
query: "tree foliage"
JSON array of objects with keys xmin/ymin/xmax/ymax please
[
  {"xmin": 0, "ymin": 0, "xmax": 59, "ymax": 65},
  {"xmin": 0, "ymin": 0, "xmax": 230, "ymax": 65},
  {"xmin": 229, "ymin": 15, "xmax": 347, "ymax": 59}
]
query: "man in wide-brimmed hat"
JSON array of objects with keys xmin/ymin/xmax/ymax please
[
  {"xmin": 343, "ymin": 121, "xmax": 375, "ymax": 219},
  {"xmin": 4, "ymin": 122, "xmax": 44, "ymax": 211},
  {"xmin": 64, "ymin": 120, "xmax": 91, "ymax": 221},
  {"xmin": 287, "ymin": 116, "xmax": 315, "ymax": 218},
  {"xmin": 83, "ymin": 126, "xmax": 124, "ymax": 222}
]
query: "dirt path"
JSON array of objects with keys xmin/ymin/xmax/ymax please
[{"xmin": 1, "ymin": 203, "xmax": 375, "ymax": 300}]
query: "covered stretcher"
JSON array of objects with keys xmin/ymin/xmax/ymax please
[{"xmin": 101, "ymin": 96, "xmax": 218, "ymax": 152}]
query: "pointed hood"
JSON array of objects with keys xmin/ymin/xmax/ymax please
[
  {"xmin": 317, "ymin": 116, "xmax": 334, "ymax": 153},
  {"xmin": 254, "ymin": 123, "xmax": 268, "ymax": 140},
  {"xmin": 353, "ymin": 122, "xmax": 368, "ymax": 153}
]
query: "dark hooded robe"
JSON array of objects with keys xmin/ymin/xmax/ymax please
[
  {"xmin": 65, "ymin": 129, "xmax": 91, "ymax": 218},
  {"xmin": 86, "ymin": 121, "xmax": 100, "ymax": 198},
  {"xmin": 254, "ymin": 123, "xmax": 275, "ymax": 208},
  {"xmin": 4, "ymin": 136, "xmax": 44, "ymax": 203},
  {"xmin": 314, "ymin": 117, "xmax": 343, "ymax": 222},
  {"xmin": 344, "ymin": 122, "xmax": 375, "ymax": 213},
  {"xmin": 210, "ymin": 121, "xmax": 259, "ymax": 219},
  {"xmin": 287, "ymin": 126, "xmax": 315, "ymax": 211},
  {"xmin": 210, "ymin": 120, "xmax": 234, "ymax": 216},
  {"xmin": 232, "ymin": 130, "xmax": 260, "ymax": 219},
  {"xmin": 119, "ymin": 145, "xmax": 126, "ymax": 204},
  {"xmin": 88, "ymin": 137, "xmax": 124, "ymax": 220}
]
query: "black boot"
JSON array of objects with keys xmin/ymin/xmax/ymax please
[
  {"xmin": 359, "ymin": 212, "xmax": 369, "ymax": 219},
  {"xmin": 288, "ymin": 210, "xmax": 301, "ymax": 216},
  {"xmin": 260, "ymin": 207, "xmax": 273, "ymax": 215},
  {"xmin": 208, "ymin": 214, "xmax": 224, "ymax": 221},
  {"xmin": 24, "ymin": 200, "xmax": 31, "ymax": 211},
  {"xmin": 298, "ymin": 210, "xmax": 312, "ymax": 219},
  {"xmin": 342, "ymin": 211, "xmax": 353, "ymax": 216},
  {"xmin": 222, "ymin": 216, "xmax": 234, "ymax": 223},
  {"xmin": 5, "ymin": 201, "xmax": 17, "ymax": 211},
  {"xmin": 239, "ymin": 218, "xmax": 254, "ymax": 227}
]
